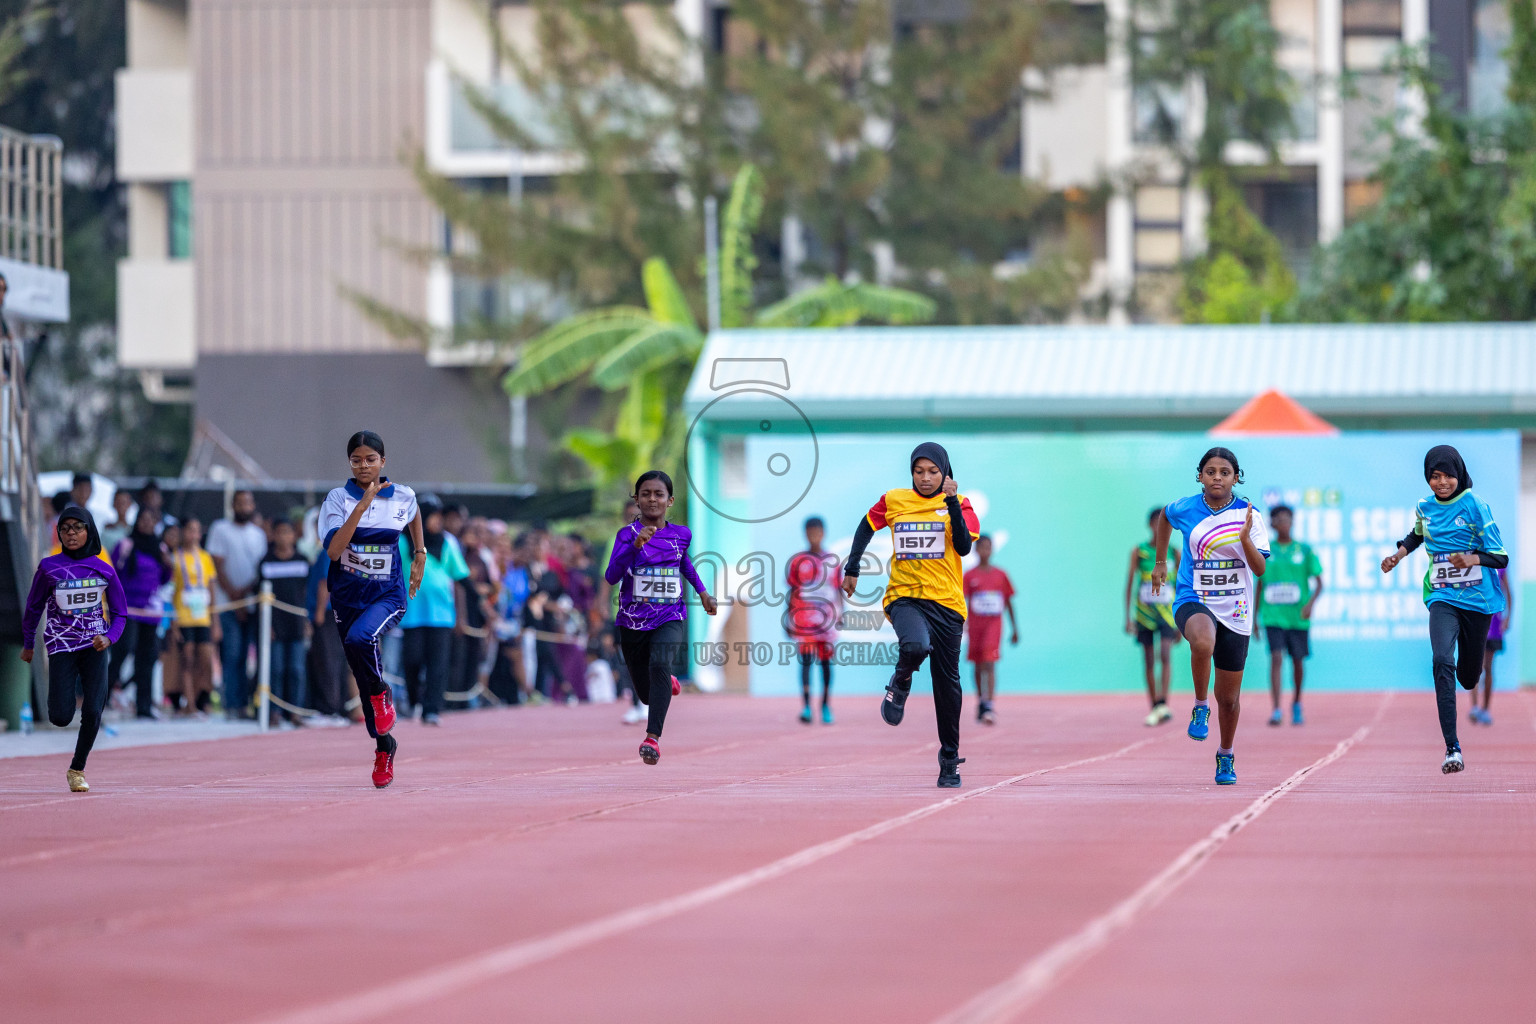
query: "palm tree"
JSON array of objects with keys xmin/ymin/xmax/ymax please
[{"xmin": 503, "ymin": 163, "xmax": 935, "ymax": 506}]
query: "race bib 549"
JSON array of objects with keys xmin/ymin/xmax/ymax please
[{"xmin": 342, "ymin": 545, "xmax": 394, "ymax": 580}]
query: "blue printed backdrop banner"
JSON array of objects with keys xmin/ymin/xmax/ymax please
[{"xmin": 736, "ymin": 430, "xmax": 1518, "ymax": 696}]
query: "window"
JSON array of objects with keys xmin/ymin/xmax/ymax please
[
  {"xmin": 168, "ymin": 181, "xmax": 191, "ymax": 259},
  {"xmin": 1471, "ymin": 0, "xmax": 1512, "ymax": 116}
]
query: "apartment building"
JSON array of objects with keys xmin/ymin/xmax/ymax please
[{"xmin": 1025, "ymin": 0, "xmax": 1522, "ymax": 320}]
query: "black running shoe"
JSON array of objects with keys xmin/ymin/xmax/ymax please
[
  {"xmin": 880, "ymin": 683, "xmax": 909, "ymax": 726},
  {"xmin": 938, "ymin": 754, "xmax": 966, "ymax": 788}
]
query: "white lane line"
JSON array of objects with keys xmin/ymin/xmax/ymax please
[
  {"xmin": 245, "ymin": 736, "xmax": 1165, "ymax": 1024},
  {"xmin": 933, "ymin": 692, "xmax": 1395, "ymax": 1024}
]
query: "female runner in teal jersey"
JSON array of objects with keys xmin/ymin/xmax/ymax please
[
  {"xmin": 1380, "ymin": 445, "xmax": 1508, "ymax": 774},
  {"xmin": 1150, "ymin": 447, "xmax": 1269, "ymax": 786}
]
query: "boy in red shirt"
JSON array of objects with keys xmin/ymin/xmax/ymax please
[
  {"xmin": 963, "ymin": 535, "xmax": 1017, "ymax": 724},
  {"xmin": 786, "ymin": 516, "xmax": 842, "ymax": 724}
]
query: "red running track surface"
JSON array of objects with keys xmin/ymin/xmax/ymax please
[{"xmin": 2, "ymin": 692, "xmax": 1534, "ymax": 1024}]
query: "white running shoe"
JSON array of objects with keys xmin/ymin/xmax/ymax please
[
  {"xmin": 621, "ymin": 704, "xmax": 646, "ymax": 725},
  {"xmin": 1441, "ymin": 748, "xmax": 1465, "ymax": 774}
]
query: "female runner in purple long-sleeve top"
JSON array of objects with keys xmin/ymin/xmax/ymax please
[
  {"xmin": 21, "ymin": 505, "xmax": 130, "ymax": 792},
  {"xmin": 605, "ymin": 470, "xmax": 717, "ymax": 764}
]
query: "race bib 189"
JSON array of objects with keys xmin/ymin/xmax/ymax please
[
  {"xmin": 633, "ymin": 565, "xmax": 682, "ymax": 604},
  {"xmin": 342, "ymin": 545, "xmax": 394, "ymax": 580},
  {"xmin": 1193, "ymin": 559, "xmax": 1245, "ymax": 598},
  {"xmin": 893, "ymin": 521, "xmax": 946, "ymax": 560},
  {"xmin": 1430, "ymin": 553, "xmax": 1483, "ymax": 590},
  {"xmin": 970, "ymin": 590, "xmax": 1005, "ymax": 616},
  {"xmin": 1138, "ymin": 582, "xmax": 1173, "ymax": 606},
  {"xmin": 1264, "ymin": 582, "xmax": 1302, "ymax": 605},
  {"xmin": 54, "ymin": 577, "xmax": 106, "ymax": 613}
]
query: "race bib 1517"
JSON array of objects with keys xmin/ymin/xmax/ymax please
[{"xmin": 893, "ymin": 521, "xmax": 946, "ymax": 560}]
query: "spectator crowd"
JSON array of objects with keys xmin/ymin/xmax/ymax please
[{"xmin": 38, "ymin": 477, "xmax": 643, "ymax": 728}]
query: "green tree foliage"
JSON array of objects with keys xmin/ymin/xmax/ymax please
[
  {"xmin": 1297, "ymin": 10, "xmax": 1536, "ymax": 322},
  {"xmin": 1133, "ymin": 0, "xmax": 1298, "ymax": 323},
  {"xmin": 0, "ymin": 1, "xmax": 190, "ymax": 475}
]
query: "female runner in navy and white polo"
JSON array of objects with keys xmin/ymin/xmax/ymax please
[
  {"xmin": 319, "ymin": 430, "xmax": 425, "ymax": 788},
  {"xmin": 604, "ymin": 471, "xmax": 717, "ymax": 765}
]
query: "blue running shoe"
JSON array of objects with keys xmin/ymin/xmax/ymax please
[
  {"xmin": 1268, "ymin": 708, "xmax": 1282, "ymax": 726},
  {"xmin": 799, "ymin": 706, "xmax": 813, "ymax": 724},
  {"xmin": 1215, "ymin": 752, "xmax": 1236, "ymax": 785},
  {"xmin": 821, "ymin": 704, "xmax": 834, "ymax": 725},
  {"xmin": 1188, "ymin": 704, "xmax": 1211, "ymax": 741},
  {"xmin": 1292, "ymin": 703, "xmax": 1304, "ymax": 726}
]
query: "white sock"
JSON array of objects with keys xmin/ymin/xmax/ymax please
[
  {"xmin": 1217, "ymin": 746, "xmax": 1233, "ymax": 756},
  {"xmin": 1194, "ymin": 698, "xmax": 1210, "ymax": 708}
]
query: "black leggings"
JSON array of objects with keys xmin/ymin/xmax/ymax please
[
  {"xmin": 1429, "ymin": 602, "xmax": 1492, "ymax": 750},
  {"xmin": 800, "ymin": 651, "xmax": 831, "ymax": 706},
  {"xmin": 886, "ymin": 597, "xmax": 964, "ymax": 755},
  {"xmin": 47, "ymin": 645, "xmax": 111, "ymax": 772},
  {"xmin": 619, "ymin": 618, "xmax": 686, "ymax": 737}
]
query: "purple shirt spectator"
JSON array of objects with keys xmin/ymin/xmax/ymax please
[
  {"xmin": 604, "ymin": 521, "xmax": 709, "ymax": 632},
  {"xmin": 22, "ymin": 553, "xmax": 129, "ymax": 655},
  {"xmin": 112, "ymin": 536, "xmax": 170, "ymax": 622}
]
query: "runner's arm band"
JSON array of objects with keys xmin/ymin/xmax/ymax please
[
  {"xmin": 1396, "ymin": 531, "xmax": 1423, "ymax": 554},
  {"xmin": 946, "ymin": 495, "xmax": 972, "ymax": 556},
  {"xmin": 1476, "ymin": 551, "xmax": 1509, "ymax": 568},
  {"xmin": 842, "ymin": 517, "xmax": 876, "ymax": 577}
]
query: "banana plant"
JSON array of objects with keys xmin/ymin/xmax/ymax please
[{"xmin": 502, "ymin": 162, "xmax": 935, "ymax": 503}]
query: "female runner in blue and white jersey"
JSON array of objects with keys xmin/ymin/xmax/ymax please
[
  {"xmin": 1150, "ymin": 447, "xmax": 1269, "ymax": 786},
  {"xmin": 319, "ymin": 430, "xmax": 425, "ymax": 788},
  {"xmin": 1380, "ymin": 445, "xmax": 1508, "ymax": 774}
]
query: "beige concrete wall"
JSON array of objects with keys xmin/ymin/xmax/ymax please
[
  {"xmin": 192, "ymin": 0, "xmax": 434, "ymax": 356},
  {"xmin": 129, "ymin": 0, "xmax": 191, "ymax": 68}
]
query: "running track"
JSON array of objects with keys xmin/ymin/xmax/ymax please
[{"xmin": 3, "ymin": 692, "xmax": 1534, "ymax": 1023}]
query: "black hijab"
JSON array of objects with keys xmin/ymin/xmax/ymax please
[
  {"xmin": 419, "ymin": 493, "xmax": 447, "ymax": 559},
  {"xmin": 122, "ymin": 512, "xmax": 163, "ymax": 578},
  {"xmin": 56, "ymin": 505, "xmax": 102, "ymax": 561},
  {"xmin": 910, "ymin": 442, "xmax": 953, "ymax": 497},
  {"xmin": 1424, "ymin": 445, "xmax": 1472, "ymax": 499}
]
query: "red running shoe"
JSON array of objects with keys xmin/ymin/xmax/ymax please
[
  {"xmin": 369, "ymin": 690, "xmax": 396, "ymax": 735},
  {"xmin": 671, "ymin": 675, "xmax": 682, "ymax": 697},
  {"xmin": 639, "ymin": 737, "xmax": 660, "ymax": 765},
  {"xmin": 372, "ymin": 749, "xmax": 395, "ymax": 788}
]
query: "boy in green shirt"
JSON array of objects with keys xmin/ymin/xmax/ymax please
[{"xmin": 1256, "ymin": 505, "xmax": 1324, "ymax": 725}]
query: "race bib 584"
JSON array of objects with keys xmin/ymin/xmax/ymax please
[{"xmin": 1193, "ymin": 559, "xmax": 1245, "ymax": 598}]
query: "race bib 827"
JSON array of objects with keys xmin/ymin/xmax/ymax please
[
  {"xmin": 1430, "ymin": 553, "xmax": 1483, "ymax": 590},
  {"xmin": 893, "ymin": 521, "xmax": 946, "ymax": 560}
]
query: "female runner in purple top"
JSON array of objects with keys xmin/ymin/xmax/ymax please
[
  {"xmin": 21, "ymin": 505, "xmax": 130, "ymax": 792},
  {"xmin": 604, "ymin": 470, "xmax": 717, "ymax": 764}
]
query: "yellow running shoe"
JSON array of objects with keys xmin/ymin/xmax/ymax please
[{"xmin": 66, "ymin": 769, "xmax": 89, "ymax": 793}]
